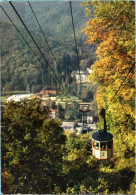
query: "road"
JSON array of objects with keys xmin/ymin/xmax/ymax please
[{"xmin": 61, "ymin": 121, "xmax": 97, "ymax": 132}]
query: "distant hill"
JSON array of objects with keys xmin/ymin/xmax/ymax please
[
  {"xmin": 1, "ymin": 1, "xmax": 96, "ymax": 92},
  {"xmin": 1, "ymin": 1, "xmax": 91, "ymax": 41}
]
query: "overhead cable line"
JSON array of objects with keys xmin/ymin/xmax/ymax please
[
  {"xmin": 103, "ymin": 65, "xmax": 135, "ymax": 124},
  {"xmin": 69, "ymin": 1, "xmax": 81, "ymax": 84},
  {"xmin": 0, "ymin": 5, "xmax": 57, "ymax": 90},
  {"xmin": 107, "ymin": 4, "xmax": 134, "ymax": 107},
  {"xmin": 9, "ymin": 1, "xmax": 64, "ymax": 91},
  {"xmin": 28, "ymin": 1, "xmax": 66, "ymax": 83},
  {"xmin": 101, "ymin": 3, "xmax": 134, "ymax": 88},
  {"xmin": 108, "ymin": 64, "xmax": 135, "ymax": 107}
]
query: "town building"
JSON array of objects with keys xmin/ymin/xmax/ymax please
[
  {"xmin": 71, "ymin": 68, "xmax": 92, "ymax": 83},
  {"xmin": 61, "ymin": 121, "xmax": 97, "ymax": 132},
  {"xmin": 6, "ymin": 94, "xmax": 34, "ymax": 102},
  {"xmin": 49, "ymin": 109, "xmax": 58, "ymax": 119},
  {"xmin": 39, "ymin": 90, "xmax": 57, "ymax": 97}
]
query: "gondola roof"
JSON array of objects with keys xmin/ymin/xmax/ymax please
[{"xmin": 92, "ymin": 130, "xmax": 113, "ymax": 141}]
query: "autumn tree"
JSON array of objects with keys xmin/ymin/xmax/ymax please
[
  {"xmin": 2, "ymin": 99, "xmax": 66, "ymax": 194},
  {"xmin": 83, "ymin": 0, "xmax": 135, "ymax": 140},
  {"xmin": 83, "ymin": 1, "xmax": 135, "ymax": 194}
]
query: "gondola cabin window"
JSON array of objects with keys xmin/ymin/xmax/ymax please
[
  {"xmin": 100, "ymin": 142, "xmax": 106, "ymax": 150},
  {"xmin": 93, "ymin": 141, "xmax": 99, "ymax": 149}
]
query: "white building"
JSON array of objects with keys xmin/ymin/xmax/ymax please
[
  {"xmin": 48, "ymin": 109, "xmax": 58, "ymax": 119},
  {"xmin": 6, "ymin": 94, "xmax": 34, "ymax": 102},
  {"xmin": 71, "ymin": 68, "xmax": 92, "ymax": 83}
]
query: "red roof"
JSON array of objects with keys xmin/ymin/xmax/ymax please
[
  {"xmin": 39, "ymin": 90, "xmax": 57, "ymax": 95},
  {"xmin": 39, "ymin": 90, "xmax": 45, "ymax": 95},
  {"xmin": 32, "ymin": 95, "xmax": 40, "ymax": 99}
]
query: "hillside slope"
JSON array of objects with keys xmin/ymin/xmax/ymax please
[
  {"xmin": 1, "ymin": 1, "xmax": 96, "ymax": 92},
  {"xmin": 1, "ymin": 1, "xmax": 91, "ymax": 41}
]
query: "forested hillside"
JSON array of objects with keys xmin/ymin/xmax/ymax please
[
  {"xmin": 1, "ymin": 1, "xmax": 96, "ymax": 93},
  {"xmin": 1, "ymin": 1, "xmax": 90, "ymax": 41}
]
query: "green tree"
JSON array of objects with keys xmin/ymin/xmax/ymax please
[
  {"xmin": 2, "ymin": 99, "xmax": 66, "ymax": 194},
  {"xmin": 57, "ymin": 103, "xmax": 65, "ymax": 120},
  {"xmin": 81, "ymin": 86, "xmax": 88, "ymax": 101},
  {"xmin": 26, "ymin": 83, "xmax": 30, "ymax": 92},
  {"xmin": 51, "ymin": 101, "xmax": 57, "ymax": 109},
  {"xmin": 63, "ymin": 132, "xmax": 98, "ymax": 194}
]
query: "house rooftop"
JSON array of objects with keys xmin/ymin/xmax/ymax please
[
  {"xmin": 39, "ymin": 90, "xmax": 57, "ymax": 95},
  {"xmin": 7, "ymin": 94, "xmax": 34, "ymax": 102}
]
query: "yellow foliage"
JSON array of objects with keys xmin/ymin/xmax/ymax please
[
  {"xmin": 115, "ymin": 157, "xmax": 135, "ymax": 172},
  {"xmin": 2, "ymin": 170, "xmax": 15, "ymax": 194}
]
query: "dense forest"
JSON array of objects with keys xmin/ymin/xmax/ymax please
[
  {"xmin": 1, "ymin": 1, "xmax": 96, "ymax": 94},
  {"xmin": 2, "ymin": 98, "xmax": 135, "ymax": 194},
  {"xmin": 1, "ymin": 1, "xmax": 135, "ymax": 194}
]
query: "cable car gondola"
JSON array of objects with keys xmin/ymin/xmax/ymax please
[{"xmin": 91, "ymin": 109, "xmax": 113, "ymax": 160}]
